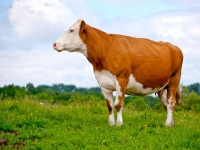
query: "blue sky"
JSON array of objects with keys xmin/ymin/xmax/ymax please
[
  {"xmin": 86, "ymin": 0, "xmax": 181, "ymax": 19},
  {"xmin": 0, "ymin": 0, "xmax": 200, "ymax": 87}
]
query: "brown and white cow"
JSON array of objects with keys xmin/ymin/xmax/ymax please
[{"xmin": 53, "ymin": 19, "xmax": 183, "ymax": 126}]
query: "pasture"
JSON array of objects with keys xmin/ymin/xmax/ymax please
[{"xmin": 0, "ymin": 97, "xmax": 200, "ymax": 149}]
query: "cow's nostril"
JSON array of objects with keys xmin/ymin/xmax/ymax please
[{"xmin": 53, "ymin": 42, "xmax": 56, "ymax": 47}]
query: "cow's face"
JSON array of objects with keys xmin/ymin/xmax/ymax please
[{"xmin": 53, "ymin": 19, "xmax": 87, "ymax": 56}]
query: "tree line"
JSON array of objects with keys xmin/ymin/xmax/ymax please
[
  {"xmin": 0, "ymin": 83, "xmax": 102, "ymax": 102},
  {"xmin": 0, "ymin": 82, "xmax": 200, "ymax": 112}
]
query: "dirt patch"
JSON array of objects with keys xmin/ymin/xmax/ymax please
[
  {"xmin": 7, "ymin": 131, "xmax": 19, "ymax": 137},
  {"xmin": 0, "ymin": 139, "xmax": 8, "ymax": 147},
  {"xmin": 0, "ymin": 139, "xmax": 26, "ymax": 149},
  {"xmin": 0, "ymin": 130, "xmax": 26, "ymax": 149},
  {"xmin": 13, "ymin": 141, "xmax": 26, "ymax": 149}
]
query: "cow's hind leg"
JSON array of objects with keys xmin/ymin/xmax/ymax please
[
  {"xmin": 102, "ymin": 91, "xmax": 115, "ymax": 125},
  {"xmin": 159, "ymin": 69, "xmax": 181, "ymax": 126},
  {"xmin": 159, "ymin": 87, "xmax": 175, "ymax": 126}
]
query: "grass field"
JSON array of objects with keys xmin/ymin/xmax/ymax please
[{"xmin": 0, "ymin": 97, "xmax": 200, "ymax": 149}]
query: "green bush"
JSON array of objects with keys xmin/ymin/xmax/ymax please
[
  {"xmin": 125, "ymin": 96, "xmax": 149, "ymax": 111},
  {"xmin": 181, "ymin": 91, "xmax": 200, "ymax": 112}
]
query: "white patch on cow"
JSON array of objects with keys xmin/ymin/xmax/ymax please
[
  {"xmin": 54, "ymin": 19, "xmax": 87, "ymax": 56},
  {"xmin": 165, "ymin": 95, "xmax": 174, "ymax": 126},
  {"xmin": 126, "ymin": 74, "xmax": 159, "ymax": 95},
  {"xmin": 94, "ymin": 69, "xmax": 122, "ymax": 105},
  {"xmin": 114, "ymin": 80, "xmax": 122, "ymax": 107},
  {"xmin": 115, "ymin": 80, "xmax": 122, "ymax": 97},
  {"xmin": 116, "ymin": 108, "xmax": 123, "ymax": 126},
  {"xmin": 94, "ymin": 70, "xmax": 116, "ymax": 93},
  {"xmin": 160, "ymin": 89, "xmax": 167, "ymax": 106}
]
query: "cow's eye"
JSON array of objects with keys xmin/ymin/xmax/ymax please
[{"xmin": 69, "ymin": 29, "xmax": 74, "ymax": 33}]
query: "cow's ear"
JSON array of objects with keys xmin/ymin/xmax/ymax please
[{"xmin": 80, "ymin": 20, "xmax": 86, "ymax": 33}]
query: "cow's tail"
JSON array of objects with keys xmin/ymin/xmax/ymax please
[{"xmin": 175, "ymin": 88, "xmax": 180, "ymax": 106}]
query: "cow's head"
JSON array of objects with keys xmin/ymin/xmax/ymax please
[{"xmin": 53, "ymin": 19, "xmax": 87, "ymax": 56}]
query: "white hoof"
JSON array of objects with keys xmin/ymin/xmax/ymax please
[
  {"xmin": 109, "ymin": 115, "xmax": 115, "ymax": 126},
  {"xmin": 116, "ymin": 121, "xmax": 123, "ymax": 126},
  {"xmin": 109, "ymin": 122, "xmax": 116, "ymax": 126},
  {"xmin": 165, "ymin": 120, "xmax": 175, "ymax": 126}
]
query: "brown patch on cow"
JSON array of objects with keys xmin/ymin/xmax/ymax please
[
  {"xmin": 106, "ymin": 99, "xmax": 112, "ymax": 115},
  {"xmin": 115, "ymin": 105, "xmax": 121, "ymax": 112},
  {"xmin": 169, "ymin": 99, "xmax": 176, "ymax": 111},
  {"xmin": 175, "ymin": 89, "xmax": 180, "ymax": 105},
  {"xmin": 115, "ymin": 96, "xmax": 125, "ymax": 112},
  {"xmin": 115, "ymin": 98, "xmax": 124, "ymax": 112},
  {"xmin": 13, "ymin": 141, "xmax": 26, "ymax": 149},
  {"xmin": 162, "ymin": 104, "xmax": 167, "ymax": 112},
  {"xmin": 157, "ymin": 90, "xmax": 163, "ymax": 98}
]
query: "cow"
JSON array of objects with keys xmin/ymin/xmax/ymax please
[{"xmin": 53, "ymin": 19, "xmax": 183, "ymax": 126}]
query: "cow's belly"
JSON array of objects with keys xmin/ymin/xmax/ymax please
[
  {"xmin": 126, "ymin": 74, "xmax": 169, "ymax": 96},
  {"xmin": 94, "ymin": 70, "xmax": 167, "ymax": 95},
  {"xmin": 126, "ymin": 74, "xmax": 163, "ymax": 96}
]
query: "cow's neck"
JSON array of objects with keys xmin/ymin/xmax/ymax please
[{"xmin": 84, "ymin": 25, "xmax": 110, "ymax": 71}]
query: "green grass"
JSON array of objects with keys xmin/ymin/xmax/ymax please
[{"xmin": 0, "ymin": 98, "xmax": 200, "ymax": 149}]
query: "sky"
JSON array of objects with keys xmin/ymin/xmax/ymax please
[{"xmin": 0, "ymin": 0, "xmax": 200, "ymax": 88}]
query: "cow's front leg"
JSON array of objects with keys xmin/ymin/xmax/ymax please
[
  {"xmin": 114, "ymin": 79, "xmax": 127, "ymax": 126},
  {"xmin": 102, "ymin": 90, "xmax": 115, "ymax": 125}
]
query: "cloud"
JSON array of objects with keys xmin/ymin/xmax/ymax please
[
  {"xmin": 9, "ymin": 0, "xmax": 75, "ymax": 41},
  {"xmin": 99, "ymin": 0, "xmax": 133, "ymax": 7},
  {"xmin": 8, "ymin": 0, "xmax": 99, "ymax": 49},
  {"xmin": 163, "ymin": 0, "xmax": 200, "ymax": 7},
  {"xmin": 0, "ymin": 0, "xmax": 101, "ymax": 87},
  {"xmin": 0, "ymin": 45, "xmax": 96, "ymax": 87}
]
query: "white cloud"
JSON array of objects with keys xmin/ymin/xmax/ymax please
[
  {"xmin": 9, "ymin": 0, "xmax": 76, "ymax": 40},
  {"xmin": 163, "ymin": 0, "xmax": 200, "ymax": 7},
  {"xmin": 0, "ymin": 45, "xmax": 97, "ymax": 87},
  {"xmin": 100, "ymin": 0, "xmax": 133, "ymax": 6},
  {"xmin": 8, "ymin": 0, "xmax": 99, "ymax": 43}
]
